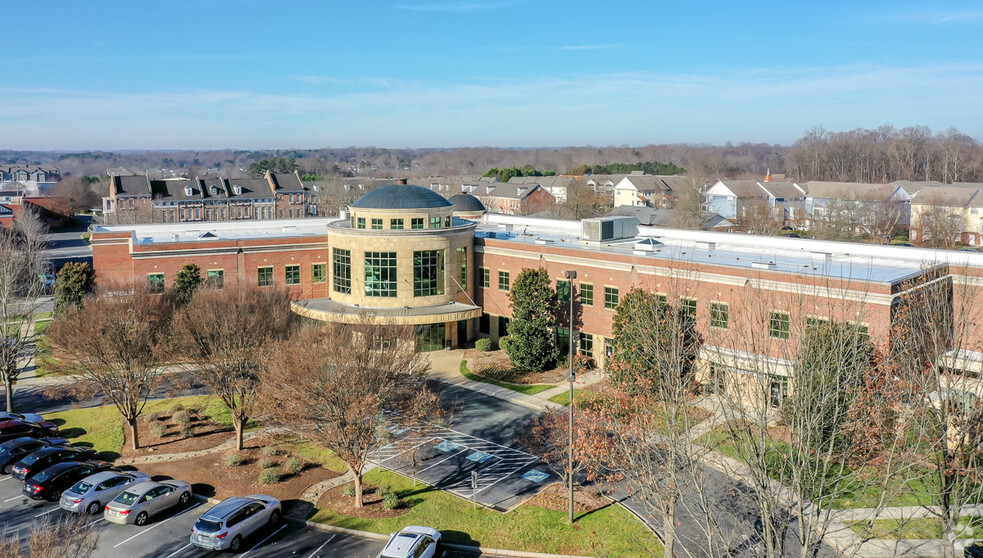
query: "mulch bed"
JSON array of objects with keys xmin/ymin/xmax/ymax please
[
  {"xmin": 526, "ymin": 483, "xmax": 610, "ymax": 514},
  {"xmin": 317, "ymin": 481, "xmax": 412, "ymax": 519},
  {"xmin": 135, "ymin": 433, "xmax": 339, "ymax": 505},
  {"xmin": 465, "ymin": 349, "xmax": 568, "ymax": 384},
  {"xmin": 120, "ymin": 407, "xmax": 235, "ymax": 458}
]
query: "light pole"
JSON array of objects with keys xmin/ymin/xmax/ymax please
[{"xmin": 564, "ymin": 269, "xmax": 577, "ymax": 524}]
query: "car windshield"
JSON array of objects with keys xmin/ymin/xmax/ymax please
[
  {"xmin": 71, "ymin": 481, "xmax": 93, "ymax": 495},
  {"xmin": 113, "ymin": 491, "xmax": 140, "ymax": 506},
  {"xmin": 0, "ymin": 447, "xmax": 8, "ymax": 457},
  {"xmin": 31, "ymin": 469, "xmax": 54, "ymax": 483},
  {"xmin": 194, "ymin": 518, "xmax": 223, "ymax": 533},
  {"xmin": 20, "ymin": 453, "xmax": 41, "ymax": 465}
]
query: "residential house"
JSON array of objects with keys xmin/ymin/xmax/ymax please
[
  {"xmin": 467, "ymin": 182, "xmax": 556, "ymax": 215},
  {"xmin": 804, "ymin": 181, "xmax": 912, "ymax": 235},
  {"xmin": 606, "ymin": 205, "xmax": 735, "ymax": 232},
  {"xmin": 705, "ymin": 179, "xmax": 805, "ymax": 226},
  {"xmin": 507, "ymin": 175, "xmax": 577, "ymax": 203},
  {"xmin": 909, "ymin": 185, "xmax": 983, "ymax": 246},
  {"xmin": 612, "ymin": 173, "xmax": 689, "ymax": 208},
  {"xmin": 0, "ymin": 164, "xmax": 60, "ymax": 183}
]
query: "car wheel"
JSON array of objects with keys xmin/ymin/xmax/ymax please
[
  {"xmin": 134, "ymin": 511, "xmax": 149, "ymax": 526},
  {"xmin": 229, "ymin": 535, "xmax": 242, "ymax": 552},
  {"xmin": 86, "ymin": 501, "xmax": 101, "ymax": 515},
  {"xmin": 269, "ymin": 509, "xmax": 280, "ymax": 525},
  {"xmin": 2, "ymin": 464, "xmax": 9, "ymax": 474},
  {"xmin": 179, "ymin": 491, "xmax": 190, "ymax": 505},
  {"xmin": 50, "ymin": 490, "xmax": 62, "ymax": 501}
]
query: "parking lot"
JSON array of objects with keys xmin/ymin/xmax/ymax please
[{"xmin": 371, "ymin": 423, "xmax": 559, "ymax": 511}]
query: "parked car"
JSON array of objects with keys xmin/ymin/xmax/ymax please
[
  {"xmin": 11, "ymin": 446, "xmax": 97, "ymax": 481},
  {"xmin": 0, "ymin": 437, "xmax": 69, "ymax": 474},
  {"xmin": 0, "ymin": 411, "xmax": 45, "ymax": 423},
  {"xmin": 966, "ymin": 541, "xmax": 983, "ymax": 558},
  {"xmin": 377, "ymin": 526, "xmax": 441, "ymax": 558},
  {"xmin": 104, "ymin": 479, "xmax": 193, "ymax": 526},
  {"xmin": 60, "ymin": 470, "xmax": 150, "ymax": 515},
  {"xmin": 0, "ymin": 419, "xmax": 59, "ymax": 443},
  {"xmin": 190, "ymin": 494, "xmax": 282, "ymax": 552},
  {"xmin": 22, "ymin": 461, "xmax": 113, "ymax": 501}
]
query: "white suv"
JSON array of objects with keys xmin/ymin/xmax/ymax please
[{"xmin": 378, "ymin": 526, "xmax": 441, "ymax": 558}]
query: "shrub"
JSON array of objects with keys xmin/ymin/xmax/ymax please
[
  {"xmin": 225, "ymin": 453, "xmax": 245, "ymax": 467},
  {"xmin": 258, "ymin": 457, "xmax": 277, "ymax": 469},
  {"xmin": 342, "ymin": 483, "xmax": 356, "ymax": 498},
  {"xmin": 149, "ymin": 421, "xmax": 167, "ymax": 438},
  {"xmin": 172, "ymin": 411, "xmax": 191, "ymax": 426},
  {"xmin": 475, "ymin": 338, "xmax": 492, "ymax": 352},
  {"xmin": 180, "ymin": 424, "xmax": 195, "ymax": 438},
  {"xmin": 382, "ymin": 491, "xmax": 401, "ymax": 509},
  {"xmin": 283, "ymin": 457, "xmax": 303, "ymax": 475},
  {"xmin": 258, "ymin": 468, "xmax": 280, "ymax": 484},
  {"xmin": 184, "ymin": 406, "xmax": 201, "ymax": 419},
  {"xmin": 146, "ymin": 411, "xmax": 163, "ymax": 423},
  {"xmin": 168, "ymin": 403, "xmax": 184, "ymax": 414},
  {"xmin": 261, "ymin": 446, "xmax": 279, "ymax": 456},
  {"xmin": 497, "ymin": 335, "xmax": 512, "ymax": 353}
]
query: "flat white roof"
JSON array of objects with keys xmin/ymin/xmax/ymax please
[{"xmin": 93, "ymin": 218, "xmax": 338, "ymax": 244}]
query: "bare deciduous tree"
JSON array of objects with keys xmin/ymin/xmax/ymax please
[
  {"xmin": 262, "ymin": 323, "xmax": 442, "ymax": 507},
  {"xmin": 0, "ymin": 511, "xmax": 99, "ymax": 558},
  {"xmin": 177, "ymin": 284, "xmax": 295, "ymax": 450},
  {"xmin": 0, "ymin": 209, "xmax": 47, "ymax": 412},
  {"xmin": 46, "ymin": 283, "xmax": 172, "ymax": 451}
]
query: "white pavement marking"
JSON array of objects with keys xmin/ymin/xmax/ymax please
[
  {"xmin": 241, "ymin": 523, "xmax": 287, "ymax": 556},
  {"xmin": 306, "ymin": 533, "xmax": 336, "ymax": 558},
  {"xmin": 34, "ymin": 506, "xmax": 62, "ymax": 518},
  {"xmin": 0, "ymin": 476, "xmax": 12, "ymax": 482},
  {"xmin": 113, "ymin": 502, "xmax": 202, "ymax": 548},
  {"xmin": 163, "ymin": 543, "xmax": 193, "ymax": 558},
  {"xmin": 4, "ymin": 495, "xmax": 23, "ymax": 502},
  {"xmin": 476, "ymin": 458, "xmax": 539, "ymax": 494},
  {"xmin": 86, "ymin": 517, "xmax": 105, "ymax": 527},
  {"xmin": 415, "ymin": 448, "xmax": 469, "ymax": 474}
]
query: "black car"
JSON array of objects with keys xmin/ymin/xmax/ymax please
[
  {"xmin": 0, "ymin": 437, "xmax": 69, "ymax": 474},
  {"xmin": 0, "ymin": 419, "xmax": 59, "ymax": 443},
  {"xmin": 11, "ymin": 446, "xmax": 97, "ymax": 481},
  {"xmin": 22, "ymin": 461, "xmax": 113, "ymax": 501},
  {"xmin": 966, "ymin": 541, "xmax": 983, "ymax": 558}
]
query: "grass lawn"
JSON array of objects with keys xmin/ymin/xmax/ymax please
[
  {"xmin": 459, "ymin": 360, "xmax": 554, "ymax": 396},
  {"xmin": 311, "ymin": 468, "xmax": 662, "ymax": 557},
  {"xmin": 847, "ymin": 517, "xmax": 983, "ymax": 539},
  {"xmin": 548, "ymin": 388, "xmax": 582, "ymax": 406}
]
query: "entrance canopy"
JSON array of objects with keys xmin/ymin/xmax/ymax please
[{"xmin": 292, "ymin": 298, "xmax": 482, "ymax": 326}]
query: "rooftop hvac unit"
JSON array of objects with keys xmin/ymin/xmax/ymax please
[
  {"xmin": 582, "ymin": 217, "xmax": 639, "ymax": 242},
  {"xmin": 752, "ymin": 261, "xmax": 776, "ymax": 270}
]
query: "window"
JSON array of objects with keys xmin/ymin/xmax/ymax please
[
  {"xmin": 148, "ymin": 273, "xmax": 165, "ymax": 294},
  {"xmin": 206, "ymin": 270, "xmax": 224, "ymax": 289},
  {"xmin": 556, "ymin": 279, "xmax": 570, "ymax": 302},
  {"xmin": 479, "ymin": 313, "xmax": 490, "ymax": 334},
  {"xmin": 411, "ymin": 218, "xmax": 424, "ymax": 229},
  {"xmin": 312, "ymin": 263, "xmax": 326, "ymax": 284},
  {"xmin": 257, "ymin": 267, "xmax": 273, "ymax": 287},
  {"xmin": 457, "ymin": 247, "xmax": 467, "ymax": 289},
  {"xmin": 604, "ymin": 337, "xmax": 614, "ymax": 358},
  {"xmin": 430, "ymin": 216, "xmax": 441, "ymax": 228},
  {"xmin": 356, "ymin": 217, "xmax": 366, "ymax": 229},
  {"xmin": 769, "ymin": 311, "xmax": 790, "ymax": 339},
  {"xmin": 769, "ymin": 375, "xmax": 788, "ymax": 408},
  {"xmin": 710, "ymin": 302, "xmax": 729, "ymax": 329},
  {"xmin": 579, "ymin": 332, "xmax": 594, "ymax": 358},
  {"xmin": 604, "ymin": 286, "xmax": 619, "ymax": 309},
  {"xmin": 413, "ymin": 250, "xmax": 445, "ymax": 296},
  {"xmin": 444, "ymin": 216, "xmax": 451, "ymax": 227},
  {"xmin": 498, "ymin": 270, "xmax": 510, "ymax": 291},
  {"xmin": 580, "ymin": 283, "xmax": 593, "ymax": 306},
  {"xmin": 365, "ymin": 251, "xmax": 397, "ymax": 297},
  {"xmin": 479, "ymin": 267, "xmax": 490, "ymax": 288},
  {"xmin": 332, "ymin": 249, "xmax": 351, "ymax": 293},
  {"xmin": 391, "ymin": 218, "xmax": 404, "ymax": 229},
  {"xmin": 498, "ymin": 316, "xmax": 510, "ymax": 336},
  {"xmin": 805, "ymin": 317, "xmax": 829, "ymax": 331},
  {"xmin": 556, "ymin": 327, "xmax": 571, "ymax": 352},
  {"xmin": 681, "ymin": 297, "xmax": 697, "ymax": 317},
  {"xmin": 285, "ymin": 265, "xmax": 300, "ymax": 285},
  {"xmin": 371, "ymin": 218, "xmax": 383, "ymax": 230}
]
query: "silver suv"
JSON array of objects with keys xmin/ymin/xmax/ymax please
[
  {"xmin": 378, "ymin": 526, "xmax": 441, "ymax": 558},
  {"xmin": 190, "ymin": 494, "xmax": 281, "ymax": 552}
]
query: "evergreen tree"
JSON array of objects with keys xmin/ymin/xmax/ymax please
[
  {"xmin": 505, "ymin": 268, "xmax": 559, "ymax": 371},
  {"xmin": 169, "ymin": 263, "xmax": 203, "ymax": 306},
  {"xmin": 53, "ymin": 262, "xmax": 95, "ymax": 314}
]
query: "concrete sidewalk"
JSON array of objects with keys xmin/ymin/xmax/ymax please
[{"xmin": 424, "ymin": 349, "xmax": 563, "ymax": 412}]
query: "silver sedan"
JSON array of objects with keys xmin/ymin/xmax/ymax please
[
  {"xmin": 104, "ymin": 479, "xmax": 192, "ymax": 526},
  {"xmin": 60, "ymin": 470, "xmax": 150, "ymax": 515}
]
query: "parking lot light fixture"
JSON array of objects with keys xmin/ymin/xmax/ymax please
[{"xmin": 564, "ymin": 269, "xmax": 576, "ymax": 524}]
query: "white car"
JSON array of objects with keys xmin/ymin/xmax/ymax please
[
  {"xmin": 60, "ymin": 470, "xmax": 150, "ymax": 515},
  {"xmin": 190, "ymin": 494, "xmax": 281, "ymax": 552},
  {"xmin": 378, "ymin": 526, "xmax": 441, "ymax": 558},
  {"xmin": 104, "ymin": 479, "xmax": 192, "ymax": 525}
]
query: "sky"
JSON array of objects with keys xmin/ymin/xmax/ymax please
[{"xmin": 3, "ymin": 1, "xmax": 983, "ymax": 150}]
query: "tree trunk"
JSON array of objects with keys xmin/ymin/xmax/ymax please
[
  {"xmin": 127, "ymin": 417, "xmax": 140, "ymax": 451},
  {"xmin": 353, "ymin": 471, "xmax": 363, "ymax": 508},
  {"xmin": 234, "ymin": 417, "xmax": 244, "ymax": 451},
  {"xmin": 4, "ymin": 376, "xmax": 13, "ymax": 413},
  {"xmin": 662, "ymin": 498, "xmax": 677, "ymax": 558}
]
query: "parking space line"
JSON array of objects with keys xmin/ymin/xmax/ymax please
[
  {"xmin": 0, "ymin": 477, "xmax": 12, "ymax": 482},
  {"xmin": 34, "ymin": 507, "xmax": 61, "ymax": 518},
  {"xmin": 87, "ymin": 517, "xmax": 105, "ymax": 527},
  {"xmin": 163, "ymin": 543, "xmax": 192, "ymax": 558},
  {"xmin": 4, "ymin": 495, "xmax": 23, "ymax": 502},
  {"xmin": 414, "ymin": 448, "xmax": 469, "ymax": 474},
  {"xmin": 240, "ymin": 523, "xmax": 287, "ymax": 556},
  {"xmin": 306, "ymin": 534, "xmax": 336, "ymax": 558},
  {"xmin": 476, "ymin": 458, "xmax": 539, "ymax": 494},
  {"xmin": 113, "ymin": 502, "xmax": 201, "ymax": 548}
]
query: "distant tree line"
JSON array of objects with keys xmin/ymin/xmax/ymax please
[
  {"xmin": 566, "ymin": 161, "xmax": 686, "ymax": 176},
  {"xmin": 482, "ymin": 165, "xmax": 556, "ymax": 182}
]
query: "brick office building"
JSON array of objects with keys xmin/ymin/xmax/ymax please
[{"xmin": 90, "ymin": 184, "xmax": 983, "ymax": 405}]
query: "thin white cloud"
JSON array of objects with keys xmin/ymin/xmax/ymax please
[
  {"xmin": 877, "ymin": 10, "xmax": 983, "ymax": 24},
  {"xmin": 558, "ymin": 44, "xmax": 624, "ymax": 51},
  {"xmin": 392, "ymin": 0, "xmax": 521, "ymax": 12}
]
